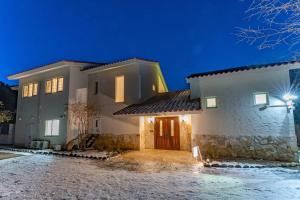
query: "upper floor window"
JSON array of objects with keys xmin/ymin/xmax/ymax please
[
  {"xmin": 115, "ymin": 75, "xmax": 124, "ymax": 103},
  {"xmin": 254, "ymin": 92, "xmax": 268, "ymax": 105},
  {"xmin": 158, "ymin": 76, "xmax": 165, "ymax": 93},
  {"xmin": 45, "ymin": 77, "xmax": 64, "ymax": 94},
  {"xmin": 22, "ymin": 82, "xmax": 38, "ymax": 98},
  {"xmin": 205, "ymin": 97, "xmax": 217, "ymax": 108}
]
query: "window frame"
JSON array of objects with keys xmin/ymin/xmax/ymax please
[
  {"xmin": 45, "ymin": 119, "xmax": 60, "ymax": 136},
  {"xmin": 22, "ymin": 82, "xmax": 39, "ymax": 98},
  {"xmin": 115, "ymin": 75, "xmax": 125, "ymax": 103},
  {"xmin": 253, "ymin": 92, "xmax": 269, "ymax": 106},
  {"xmin": 45, "ymin": 77, "xmax": 64, "ymax": 94},
  {"xmin": 205, "ymin": 96, "xmax": 218, "ymax": 108}
]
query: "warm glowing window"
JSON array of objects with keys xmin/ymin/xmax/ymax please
[
  {"xmin": 158, "ymin": 76, "xmax": 165, "ymax": 93},
  {"xmin": 152, "ymin": 84, "xmax": 156, "ymax": 92},
  {"xmin": 159, "ymin": 120, "xmax": 163, "ymax": 136},
  {"xmin": 23, "ymin": 85, "xmax": 29, "ymax": 97},
  {"xmin": 45, "ymin": 119, "xmax": 59, "ymax": 136},
  {"xmin": 23, "ymin": 83, "xmax": 38, "ymax": 98},
  {"xmin": 52, "ymin": 78, "xmax": 58, "ymax": 93},
  {"xmin": 33, "ymin": 83, "xmax": 38, "ymax": 96},
  {"xmin": 115, "ymin": 75, "xmax": 124, "ymax": 103},
  {"xmin": 206, "ymin": 97, "xmax": 217, "ymax": 108},
  {"xmin": 28, "ymin": 83, "xmax": 33, "ymax": 97},
  {"xmin": 58, "ymin": 77, "xmax": 64, "ymax": 92},
  {"xmin": 46, "ymin": 80, "xmax": 52, "ymax": 93},
  {"xmin": 170, "ymin": 120, "xmax": 174, "ymax": 136},
  {"xmin": 254, "ymin": 92, "xmax": 268, "ymax": 105},
  {"xmin": 46, "ymin": 77, "xmax": 64, "ymax": 94}
]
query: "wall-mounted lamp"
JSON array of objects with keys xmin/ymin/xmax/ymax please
[
  {"xmin": 181, "ymin": 115, "xmax": 188, "ymax": 123},
  {"xmin": 147, "ymin": 117, "xmax": 154, "ymax": 123},
  {"xmin": 283, "ymin": 93, "xmax": 297, "ymax": 111}
]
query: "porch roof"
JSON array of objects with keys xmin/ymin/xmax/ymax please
[{"xmin": 114, "ymin": 90, "xmax": 201, "ymax": 116}]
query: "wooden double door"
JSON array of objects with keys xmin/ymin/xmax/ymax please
[{"xmin": 154, "ymin": 117, "xmax": 180, "ymax": 150}]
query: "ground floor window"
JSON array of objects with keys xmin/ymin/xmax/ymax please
[{"xmin": 45, "ymin": 119, "xmax": 60, "ymax": 136}]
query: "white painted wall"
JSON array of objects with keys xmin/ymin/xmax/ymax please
[{"xmin": 188, "ymin": 64, "xmax": 300, "ymax": 138}]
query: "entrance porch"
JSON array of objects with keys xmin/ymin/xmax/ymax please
[{"xmin": 139, "ymin": 115, "xmax": 192, "ymax": 151}]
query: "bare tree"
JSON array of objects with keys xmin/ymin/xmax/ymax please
[
  {"xmin": 237, "ymin": 0, "xmax": 300, "ymax": 54},
  {"xmin": 68, "ymin": 102, "xmax": 98, "ymax": 150},
  {"xmin": 0, "ymin": 101, "xmax": 13, "ymax": 124}
]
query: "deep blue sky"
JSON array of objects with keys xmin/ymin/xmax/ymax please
[{"xmin": 0, "ymin": 0, "xmax": 295, "ymax": 90}]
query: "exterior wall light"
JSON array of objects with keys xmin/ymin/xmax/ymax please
[
  {"xmin": 147, "ymin": 117, "xmax": 154, "ymax": 123},
  {"xmin": 283, "ymin": 93, "xmax": 297, "ymax": 111},
  {"xmin": 181, "ymin": 115, "xmax": 188, "ymax": 123}
]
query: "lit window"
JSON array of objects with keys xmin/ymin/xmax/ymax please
[
  {"xmin": 23, "ymin": 85, "xmax": 29, "ymax": 97},
  {"xmin": 115, "ymin": 75, "xmax": 124, "ymax": 102},
  {"xmin": 33, "ymin": 83, "xmax": 38, "ymax": 96},
  {"xmin": 206, "ymin": 97, "xmax": 217, "ymax": 108},
  {"xmin": 52, "ymin": 78, "xmax": 58, "ymax": 93},
  {"xmin": 45, "ymin": 119, "xmax": 59, "ymax": 136},
  {"xmin": 152, "ymin": 84, "xmax": 156, "ymax": 92},
  {"xmin": 57, "ymin": 77, "xmax": 64, "ymax": 92},
  {"xmin": 46, "ymin": 80, "xmax": 52, "ymax": 94},
  {"xmin": 254, "ymin": 92, "xmax": 268, "ymax": 105},
  {"xmin": 158, "ymin": 76, "xmax": 165, "ymax": 93},
  {"xmin": 170, "ymin": 120, "xmax": 174, "ymax": 137},
  {"xmin": 159, "ymin": 120, "xmax": 163, "ymax": 136},
  {"xmin": 28, "ymin": 83, "xmax": 33, "ymax": 97}
]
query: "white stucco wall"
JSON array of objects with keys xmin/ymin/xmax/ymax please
[{"xmin": 189, "ymin": 64, "xmax": 298, "ymax": 138}]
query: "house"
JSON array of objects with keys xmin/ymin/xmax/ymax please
[
  {"xmin": 8, "ymin": 58, "xmax": 300, "ymax": 162},
  {"xmin": 115, "ymin": 61, "xmax": 300, "ymax": 162},
  {"xmin": 8, "ymin": 58, "xmax": 167, "ymax": 149},
  {"xmin": 0, "ymin": 82, "xmax": 18, "ymax": 145}
]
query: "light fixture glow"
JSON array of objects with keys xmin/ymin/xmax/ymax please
[
  {"xmin": 283, "ymin": 93, "xmax": 297, "ymax": 101},
  {"xmin": 181, "ymin": 115, "xmax": 188, "ymax": 123},
  {"xmin": 147, "ymin": 117, "xmax": 154, "ymax": 123}
]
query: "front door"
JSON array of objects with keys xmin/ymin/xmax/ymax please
[{"xmin": 154, "ymin": 117, "xmax": 180, "ymax": 150}]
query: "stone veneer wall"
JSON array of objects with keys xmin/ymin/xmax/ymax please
[
  {"xmin": 94, "ymin": 133, "xmax": 140, "ymax": 151},
  {"xmin": 193, "ymin": 135, "xmax": 299, "ymax": 162}
]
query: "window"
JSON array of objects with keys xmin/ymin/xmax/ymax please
[
  {"xmin": 170, "ymin": 120, "xmax": 174, "ymax": 137},
  {"xmin": 94, "ymin": 81, "xmax": 99, "ymax": 94},
  {"xmin": 158, "ymin": 76, "xmax": 165, "ymax": 93},
  {"xmin": 115, "ymin": 75, "xmax": 124, "ymax": 102},
  {"xmin": 28, "ymin": 83, "xmax": 33, "ymax": 97},
  {"xmin": 45, "ymin": 77, "xmax": 64, "ymax": 94},
  {"xmin": 33, "ymin": 83, "xmax": 38, "ymax": 96},
  {"xmin": 152, "ymin": 84, "xmax": 156, "ymax": 92},
  {"xmin": 22, "ymin": 82, "xmax": 38, "ymax": 98},
  {"xmin": 45, "ymin": 119, "xmax": 59, "ymax": 136},
  {"xmin": 206, "ymin": 97, "xmax": 217, "ymax": 108},
  {"xmin": 46, "ymin": 80, "xmax": 52, "ymax": 93},
  {"xmin": 23, "ymin": 85, "xmax": 29, "ymax": 97},
  {"xmin": 254, "ymin": 92, "xmax": 268, "ymax": 105},
  {"xmin": 58, "ymin": 77, "xmax": 64, "ymax": 92},
  {"xmin": 52, "ymin": 78, "xmax": 58, "ymax": 93},
  {"xmin": 159, "ymin": 120, "xmax": 163, "ymax": 136}
]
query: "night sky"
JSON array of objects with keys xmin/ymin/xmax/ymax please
[{"xmin": 0, "ymin": 0, "xmax": 295, "ymax": 90}]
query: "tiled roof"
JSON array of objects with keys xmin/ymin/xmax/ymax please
[
  {"xmin": 187, "ymin": 60, "xmax": 300, "ymax": 79},
  {"xmin": 114, "ymin": 90, "xmax": 201, "ymax": 116}
]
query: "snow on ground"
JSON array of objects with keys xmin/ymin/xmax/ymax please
[{"xmin": 0, "ymin": 152, "xmax": 300, "ymax": 200}]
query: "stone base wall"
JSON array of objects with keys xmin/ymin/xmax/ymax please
[
  {"xmin": 94, "ymin": 134, "xmax": 140, "ymax": 151},
  {"xmin": 193, "ymin": 135, "xmax": 299, "ymax": 162}
]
